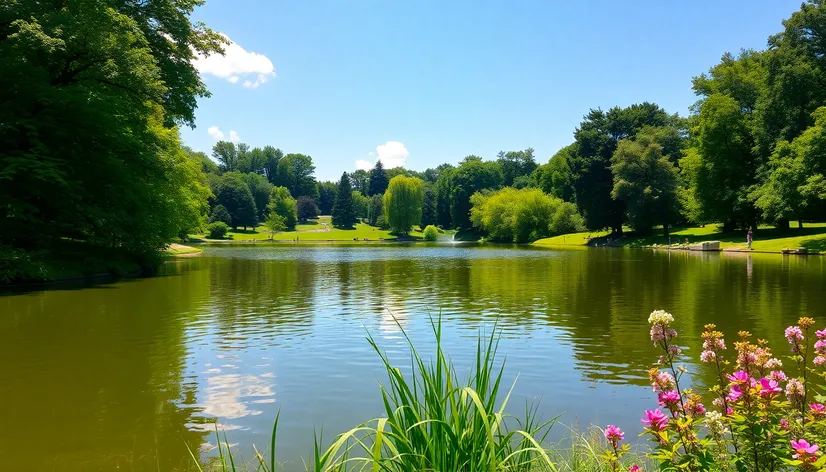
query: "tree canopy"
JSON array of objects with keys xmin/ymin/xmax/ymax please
[{"xmin": 384, "ymin": 176, "xmax": 424, "ymax": 235}]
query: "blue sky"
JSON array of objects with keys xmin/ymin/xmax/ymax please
[{"xmin": 184, "ymin": 0, "xmax": 802, "ymax": 182}]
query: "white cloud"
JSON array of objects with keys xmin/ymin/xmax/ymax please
[
  {"xmin": 229, "ymin": 130, "xmax": 240, "ymax": 143},
  {"xmin": 193, "ymin": 34, "xmax": 275, "ymax": 88},
  {"xmin": 355, "ymin": 141, "xmax": 409, "ymax": 171},
  {"xmin": 208, "ymin": 126, "xmax": 224, "ymax": 140}
]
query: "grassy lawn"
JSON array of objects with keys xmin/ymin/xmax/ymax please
[
  {"xmin": 193, "ymin": 216, "xmax": 450, "ymax": 242},
  {"xmin": 533, "ymin": 222, "xmax": 826, "ymax": 253},
  {"xmin": 533, "ymin": 230, "xmax": 611, "ymax": 247}
]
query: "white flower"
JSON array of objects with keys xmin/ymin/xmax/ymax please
[{"xmin": 648, "ymin": 310, "xmax": 674, "ymax": 325}]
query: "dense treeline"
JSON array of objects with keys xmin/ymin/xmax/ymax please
[
  {"xmin": 0, "ymin": 0, "xmax": 223, "ymax": 282},
  {"xmin": 5, "ymin": 1, "xmax": 826, "ymax": 281}
]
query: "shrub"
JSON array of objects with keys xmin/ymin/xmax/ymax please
[
  {"xmin": 267, "ymin": 186, "xmax": 298, "ymax": 229},
  {"xmin": 208, "ymin": 204, "xmax": 232, "ymax": 226},
  {"xmin": 206, "ymin": 221, "xmax": 229, "ymax": 239},
  {"xmin": 423, "ymin": 225, "xmax": 439, "ymax": 241},
  {"xmin": 470, "ymin": 187, "xmax": 584, "ymax": 243}
]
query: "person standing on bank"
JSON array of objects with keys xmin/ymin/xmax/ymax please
[{"xmin": 747, "ymin": 229, "xmax": 754, "ymax": 250}]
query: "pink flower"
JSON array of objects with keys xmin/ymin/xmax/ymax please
[
  {"xmin": 604, "ymin": 424, "xmax": 624, "ymax": 446},
  {"xmin": 658, "ymin": 390, "xmax": 681, "ymax": 409},
  {"xmin": 786, "ymin": 378, "xmax": 805, "ymax": 405},
  {"xmin": 810, "ymin": 404, "xmax": 826, "ymax": 417},
  {"xmin": 791, "ymin": 439, "xmax": 819, "ymax": 460},
  {"xmin": 630, "ymin": 466, "xmax": 641, "ymax": 472},
  {"xmin": 786, "ymin": 326, "xmax": 804, "ymax": 344},
  {"xmin": 651, "ymin": 371, "xmax": 675, "ymax": 392},
  {"xmin": 816, "ymin": 329, "xmax": 826, "ymax": 339},
  {"xmin": 727, "ymin": 385, "xmax": 743, "ymax": 403},
  {"xmin": 686, "ymin": 402, "xmax": 706, "ymax": 417},
  {"xmin": 815, "ymin": 339, "xmax": 826, "ymax": 351},
  {"xmin": 780, "ymin": 418, "xmax": 790, "ymax": 430},
  {"xmin": 726, "ymin": 407, "xmax": 733, "ymax": 416},
  {"xmin": 759, "ymin": 378, "xmax": 782, "ymax": 397},
  {"xmin": 700, "ymin": 350, "xmax": 715, "ymax": 363},
  {"xmin": 816, "ymin": 356, "xmax": 826, "ymax": 367},
  {"xmin": 769, "ymin": 370, "xmax": 787, "ymax": 382},
  {"xmin": 727, "ymin": 370, "xmax": 749, "ymax": 384},
  {"xmin": 765, "ymin": 358, "xmax": 782, "ymax": 370},
  {"xmin": 642, "ymin": 409, "xmax": 668, "ymax": 431}
]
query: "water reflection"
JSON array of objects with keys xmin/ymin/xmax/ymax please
[{"xmin": 1, "ymin": 246, "xmax": 824, "ymax": 470}]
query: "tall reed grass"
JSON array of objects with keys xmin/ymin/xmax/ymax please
[{"xmin": 190, "ymin": 316, "xmax": 643, "ymax": 471}]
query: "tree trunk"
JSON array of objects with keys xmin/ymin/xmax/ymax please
[
  {"xmin": 612, "ymin": 225, "xmax": 623, "ymax": 235},
  {"xmin": 799, "ymin": 220, "xmax": 804, "ymax": 229},
  {"xmin": 776, "ymin": 219, "xmax": 789, "ymax": 230},
  {"xmin": 663, "ymin": 223, "xmax": 670, "ymax": 239}
]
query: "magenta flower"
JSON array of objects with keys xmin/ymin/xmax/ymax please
[
  {"xmin": 727, "ymin": 384, "xmax": 743, "ymax": 403},
  {"xmin": 630, "ymin": 466, "xmax": 641, "ymax": 472},
  {"xmin": 759, "ymin": 378, "xmax": 782, "ymax": 397},
  {"xmin": 817, "ymin": 329, "xmax": 826, "ymax": 339},
  {"xmin": 604, "ymin": 424, "xmax": 624, "ymax": 446},
  {"xmin": 727, "ymin": 370, "xmax": 749, "ymax": 384},
  {"xmin": 810, "ymin": 403, "xmax": 826, "ymax": 417},
  {"xmin": 641, "ymin": 409, "xmax": 668, "ymax": 431},
  {"xmin": 658, "ymin": 390, "xmax": 681, "ymax": 408},
  {"xmin": 791, "ymin": 439, "xmax": 819, "ymax": 460},
  {"xmin": 786, "ymin": 326, "xmax": 804, "ymax": 343},
  {"xmin": 726, "ymin": 407, "xmax": 733, "ymax": 416}
]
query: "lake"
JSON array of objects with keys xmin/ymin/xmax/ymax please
[{"xmin": 2, "ymin": 245, "xmax": 825, "ymax": 470}]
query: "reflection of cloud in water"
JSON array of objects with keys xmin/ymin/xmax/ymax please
[{"xmin": 199, "ymin": 373, "xmax": 275, "ymax": 421}]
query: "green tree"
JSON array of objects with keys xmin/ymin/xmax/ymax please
[
  {"xmin": 244, "ymin": 172, "xmax": 273, "ymax": 220},
  {"xmin": 435, "ymin": 166, "xmax": 455, "ymax": 228},
  {"xmin": 754, "ymin": 107, "xmax": 826, "ymax": 225},
  {"xmin": 350, "ymin": 169, "xmax": 370, "ymax": 195},
  {"xmin": 469, "ymin": 187, "xmax": 584, "ymax": 243},
  {"xmin": 267, "ymin": 186, "xmax": 298, "ymax": 230},
  {"xmin": 212, "ymin": 141, "xmax": 239, "ymax": 173},
  {"xmin": 384, "ymin": 176, "xmax": 424, "ymax": 235},
  {"xmin": 331, "ymin": 172, "xmax": 356, "ymax": 228},
  {"xmin": 297, "ymin": 196, "xmax": 319, "ymax": 222},
  {"xmin": 535, "ymin": 144, "xmax": 576, "ymax": 202},
  {"xmin": 275, "ymin": 154, "xmax": 317, "ymax": 198},
  {"xmin": 215, "ymin": 173, "xmax": 258, "ymax": 230},
  {"xmin": 421, "ymin": 184, "xmax": 437, "ymax": 227},
  {"xmin": 317, "ymin": 181, "xmax": 338, "ymax": 215},
  {"xmin": 450, "ymin": 157, "xmax": 503, "ymax": 229},
  {"xmin": 240, "ymin": 146, "xmax": 267, "ymax": 175},
  {"xmin": 567, "ymin": 103, "xmax": 677, "ymax": 233},
  {"xmin": 497, "ymin": 148, "xmax": 537, "ymax": 187},
  {"xmin": 684, "ymin": 94, "xmax": 758, "ymax": 230},
  {"xmin": 369, "ymin": 160, "xmax": 389, "ymax": 195},
  {"xmin": 0, "ymin": 0, "xmax": 221, "ymax": 277},
  {"xmin": 264, "ymin": 212, "xmax": 287, "ymax": 240},
  {"xmin": 184, "ymin": 146, "xmax": 219, "ymax": 175},
  {"xmin": 263, "ymin": 146, "xmax": 283, "ymax": 184},
  {"xmin": 368, "ymin": 194, "xmax": 384, "ymax": 226},
  {"xmin": 352, "ymin": 190, "xmax": 370, "ymax": 221},
  {"xmin": 610, "ymin": 134, "xmax": 680, "ymax": 235},
  {"xmin": 209, "ymin": 204, "xmax": 233, "ymax": 227}
]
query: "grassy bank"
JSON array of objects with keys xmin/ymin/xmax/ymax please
[
  {"xmin": 166, "ymin": 243, "xmax": 202, "ymax": 256},
  {"xmin": 191, "ymin": 317, "xmax": 646, "ymax": 472},
  {"xmin": 534, "ymin": 222, "xmax": 826, "ymax": 254},
  {"xmin": 193, "ymin": 216, "xmax": 458, "ymax": 243}
]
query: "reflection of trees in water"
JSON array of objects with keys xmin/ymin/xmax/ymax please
[
  {"xmin": 205, "ymin": 258, "xmax": 317, "ymax": 347},
  {"xmin": 0, "ymin": 267, "xmax": 210, "ymax": 471}
]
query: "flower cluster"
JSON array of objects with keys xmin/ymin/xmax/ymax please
[{"xmin": 625, "ymin": 312, "xmax": 826, "ymax": 472}]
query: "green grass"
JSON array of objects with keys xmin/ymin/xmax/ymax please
[
  {"xmin": 165, "ymin": 243, "xmax": 202, "ymax": 255},
  {"xmin": 534, "ymin": 222, "xmax": 826, "ymax": 254},
  {"xmin": 194, "ymin": 216, "xmax": 461, "ymax": 242},
  {"xmin": 533, "ymin": 230, "xmax": 611, "ymax": 247},
  {"xmin": 189, "ymin": 317, "xmax": 646, "ymax": 472}
]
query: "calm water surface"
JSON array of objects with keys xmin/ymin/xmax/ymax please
[{"xmin": 2, "ymin": 245, "xmax": 825, "ymax": 470}]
